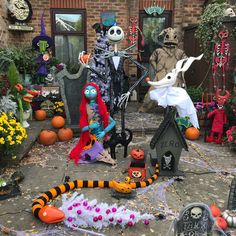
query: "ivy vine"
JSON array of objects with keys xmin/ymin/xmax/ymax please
[{"xmin": 195, "ymin": 3, "xmax": 225, "ymax": 61}]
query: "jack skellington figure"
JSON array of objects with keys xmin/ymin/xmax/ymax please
[{"xmin": 80, "ymin": 24, "xmax": 148, "ymax": 159}]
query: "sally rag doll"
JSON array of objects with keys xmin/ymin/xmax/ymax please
[{"xmin": 69, "ymin": 82, "xmax": 116, "ymax": 165}]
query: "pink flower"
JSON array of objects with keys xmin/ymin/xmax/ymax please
[
  {"xmin": 234, "ymin": 139, "xmax": 236, "ymax": 144},
  {"xmin": 226, "ymin": 130, "xmax": 232, "ymax": 136},
  {"xmin": 228, "ymin": 135, "xmax": 233, "ymax": 142}
]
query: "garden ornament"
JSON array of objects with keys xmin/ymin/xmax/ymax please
[
  {"xmin": 224, "ymin": 7, "xmax": 236, "ymax": 17},
  {"xmin": 206, "ymin": 89, "xmax": 229, "ymax": 144},
  {"xmin": 128, "ymin": 16, "xmax": 144, "ymax": 47},
  {"xmin": 212, "ymin": 30, "xmax": 230, "ymax": 91},
  {"xmin": 139, "ymin": 27, "xmax": 187, "ymax": 112},
  {"xmin": 80, "ymin": 24, "xmax": 148, "ymax": 159},
  {"xmin": 69, "ymin": 82, "xmax": 116, "ymax": 165},
  {"xmin": 32, "ymin": 11, "xmax": 53, "ymax": 51},
  {"xmin": 174, "ymin": 203, "xmax": 215, "ymax": 236},
  {"xmin": 147, "ymin": 54, "xmax": 203, "ymax": 128},
  {"xmin": 32, "ymin": 164, "xmax": 159, "ymax": 224}
]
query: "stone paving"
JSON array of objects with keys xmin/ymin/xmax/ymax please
[{"xmin": 0, "ymin": 103, "xmax": 236, "ymax": 236}]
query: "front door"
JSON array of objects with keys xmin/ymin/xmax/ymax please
[{"xmin": 138, "ymin": 11, "xmax": 172, "ymax": 101}]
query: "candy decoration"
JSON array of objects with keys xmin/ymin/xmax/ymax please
[{"xmin": 60, "ymin": 193, "xmax": 154, "ymax": 230}]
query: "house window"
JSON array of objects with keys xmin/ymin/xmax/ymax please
[{"xmin": 51, "ymin": 9, "xmax": 86, "ymax": 66}]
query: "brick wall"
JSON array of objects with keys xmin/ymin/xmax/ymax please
[
  {"xmin": 0, "ymin": 0, "xmax": 204, "ymax": 57},
  {"xmin": 86, "ymin": 0, "xmax": 130, "ymax": 53}
]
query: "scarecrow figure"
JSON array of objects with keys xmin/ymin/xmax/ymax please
[
  {"xmin": 139, "ymin": 27, "xmax": 187, "ymax": 113},
  {"xmin": 69, "ymin": 82, "xmax": 116, "ymax": 166},
  {"xmin": 32, "ymin": 11, "xmax": 53, "ymax": 84}
]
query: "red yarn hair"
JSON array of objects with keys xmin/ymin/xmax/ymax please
[{"xmin": 69, "ymin": 82, "xmax": 109, "ymax": 164}]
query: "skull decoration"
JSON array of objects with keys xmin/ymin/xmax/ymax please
[
  {"xmin": 107, "ymin": 25, "xmax": 124, "ymax": 43},
  {"xmin": 131, "ymin": 170, "xmax": 142, "ymax": 178},
  {"xmin": 216, "ymin": 89, "xmax": 230, "ymax": 107},
  {"xmin": 159, "ymin": 27, "xmax": 178, "ymax": 46},
  {"xmin": 190, "ymin": 207, "xmax": 203, "ymax": 219}
]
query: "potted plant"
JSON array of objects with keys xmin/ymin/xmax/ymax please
[
  {"xmin": 225, "ymin": 126, "xmax": 236, "ymax": 151},
  {"xmin": 195, "ymin": 2, "xmax": 226, "ymax": 60},
  {"xmin": 0, "ymin": 112, "xmax": 28, "ymax": 159},
  {"xmin": 0, "ymin": 46, "xmax": 37, "ymax": 86}
]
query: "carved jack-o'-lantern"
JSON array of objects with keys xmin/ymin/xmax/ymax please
[{"xmin": 130, "ymin": 148, "xmax": 145, "ymax": 160}]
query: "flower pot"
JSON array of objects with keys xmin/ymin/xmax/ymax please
[{"xmin": 21, "ymin": 110, "xmax": 31, "ymax": 128}]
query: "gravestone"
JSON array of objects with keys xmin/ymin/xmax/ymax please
[
  {"xmin": 227, "ymin": 176, "xmax": 236, "ymax": 210},
  {"xmin": 174, "ymin": 203, "xmax": 215, "ymax": 236},
  {"xmin": 56, "ymin": 65, "xmax": 88, "ymax": 131}
]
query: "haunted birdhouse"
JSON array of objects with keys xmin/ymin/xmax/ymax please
[{"xmin": 149, "ymin": 107, "xmax": 188, "ymax": 176}]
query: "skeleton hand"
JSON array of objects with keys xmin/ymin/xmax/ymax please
[
  {"xmin": 118, "ymin": 91, "xmax": 131, "ymax": 108},
  {"xmin": 78, "ymin": 51, "xmax": 91, "ymax": 68}
]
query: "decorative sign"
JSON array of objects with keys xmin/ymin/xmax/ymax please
[
  {"xmin": 7, "ymin": 0, "xmax": 33, "ymax": 31},
  {"xmin": 8, "ymin": 23, "xmax": 34, "ymax": 31},
  {"xmin": 144, "ymin": 5, "xmax": 165, "ymax": 16},
  {"xmin": 175, "ymin": 203, "xmax": 214, "ymax": 235},
  {"xmin": 101, "ymin": 11, "xmax": 116, "ymax": 27},
  {"xmin": 8, "ymin": 0, "xmax": 33, "ymax": 23}
]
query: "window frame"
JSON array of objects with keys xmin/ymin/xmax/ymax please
[{"xmin": 51, "ymin": 8, "xmax": 87, "ymax": 56}]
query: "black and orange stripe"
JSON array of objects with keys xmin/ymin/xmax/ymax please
[{"xmin": 32, "ymin": 164, "xmax": 159, "ymax": 219}]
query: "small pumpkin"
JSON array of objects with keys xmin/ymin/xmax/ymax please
[
  {"xmin": 51, "ymin": 116, "xmax": 65, "ymax": 129},
  {"xmin": 210, "ymin": 204, "xmax": 221, "ymax": 218},
  {"xmin": 130, "ymin": 148, "xmax": 145, "ymax": 160},
  {"xmin": 215, "ymin": 216, "xmax": 227, "ymax": 230},
  {"xmin": 39, "ymin": 130, "xmax": 57, "ymax": 146},
  {"xmin": 35, "ymin": 110, "xmax": 47, "ymax": 121},
  {"xmin": 57, "ymin": 128, "xmax": 73, "ymax": 141},
  {"xmin": 185, "ymin": 127, "xmax": 200, "ymax": 140}
]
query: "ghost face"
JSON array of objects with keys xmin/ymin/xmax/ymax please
[
  {"xmin": 84, "ymin": 85, "xmax": 97, "ymax": 100},
  {"xmin": 107, "ymin": 26, "xmax": 124, "ymax": 43}
]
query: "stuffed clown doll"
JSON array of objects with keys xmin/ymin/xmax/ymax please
[{"xmin": 69, "ymin": 82, "xmax": 116, "ymax": 166}]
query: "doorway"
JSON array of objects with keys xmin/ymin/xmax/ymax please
[{"xmin": 138, "ymin": 11, "xmax": 172, "ymax": 101}]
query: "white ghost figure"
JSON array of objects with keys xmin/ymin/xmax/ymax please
[{"xmin": 148, "ymin": 54, "xmax": 203, "ymax": 128}]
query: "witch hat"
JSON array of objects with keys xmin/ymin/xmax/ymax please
[{"xmin": 32, "ymin": 11, "xmax": 53, "ymax": 50}]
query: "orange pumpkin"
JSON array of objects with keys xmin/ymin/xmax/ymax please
[
  {"xmin": 51, "ymin": 116, "xmax": 65, "ymax": 129},
  {"xmin": 57, "ymin": 128, "xmax": 73, "ymax": 141},
  {"xmin": 35, "ymin": 110, "xmax": 47, "ymax": 121},
  {"xmin": 185, "ymin": 127, "xmax": 200, "ymax": 140},
  {"xmin": 80, "ymin": 54, "xmax": 91, "ymax": 63},
  {"xmin": 210, "ymin": 204, "xmax": 221, "ymax": 217},
  {"xmin": 216, "ymin": 217, "xmax": 227, "ymax": 230},
  {"xmin": 130, "ymin": 148, "xmax": 145, "ymax": 160},
  {"xmin": 39, "ymin": 130, "xmax": 57, "ymax": 146}
]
